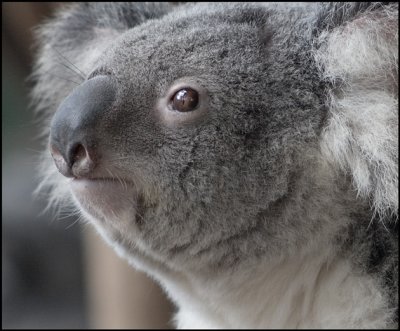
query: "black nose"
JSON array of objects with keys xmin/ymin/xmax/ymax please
[{"xmin": 49, "ymin": 75, "xmax": 116, "ymax": 178}]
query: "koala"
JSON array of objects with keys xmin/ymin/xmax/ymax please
[{"xmin": 32, "ymin": 2, "xmax": 398, "ymax": 329}]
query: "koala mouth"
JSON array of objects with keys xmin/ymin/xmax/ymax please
[{"xmin": 69, "ymin": 178, "xmax": 140, "ymax": 223}]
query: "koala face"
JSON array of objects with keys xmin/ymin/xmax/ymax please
[
  {"xmin": 36, "ymin": 2, "xmax": 397, "ymax": 273},
  {"xmin": 50, "ymin": 5, "xmax": 324, "ymax": 271}
]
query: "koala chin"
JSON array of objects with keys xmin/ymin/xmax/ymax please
[{"xmin": 32, "ymin": 2, "xmax": 398, "ymax": 329}]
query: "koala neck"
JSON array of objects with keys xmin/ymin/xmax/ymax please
[{"xmin": 151, "ymin": 240, "xmax": 390, "ymax": 329}]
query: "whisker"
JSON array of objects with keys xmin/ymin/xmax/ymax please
[
  {"xmin": 46, "ymin": 73, "xmax": 82, "ymax": 85},
  {"xmin": 55, "ymin": 60, "xmax": 86, "ymax": 82},
  {"xmin": 33, "ymin": 64, "xmax": 82, "ymax": 85},
  {"xmin": 51, "ymin": 46, "xmax": 87, "ymax": 79},
  {"xmin": 112, "ymin": 164, "xmax": 138, "ymax": 175},
  {"xmin": 65, "ymin": 215, "xmax": 83, "ymax": 229},
  {"xmin": 58, "ymin": 208, "xmax": 81, "ymax": 220},
  {"xmin": 106, "ymin": 167, "xmax": 128, "ymax": 191},
  {"xmin": 24, "ymin": 147, "xmax": 48, "ymax": 155}
]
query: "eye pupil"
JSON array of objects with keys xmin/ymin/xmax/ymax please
[{"xmin": 172, "ymin": 88, "xmax": 199, "ymax": 112}]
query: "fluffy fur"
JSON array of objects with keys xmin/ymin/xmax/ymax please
[{"xmin": 31, "ymin": 2, "xmax": 398, "ymax": 328}]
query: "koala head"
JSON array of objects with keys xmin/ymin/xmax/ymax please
[{"xmin": 33, "ymin": 2, "xmax": 398, "ymax": 273}]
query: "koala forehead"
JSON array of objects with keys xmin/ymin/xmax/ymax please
[
  {"xmin": 101, "ymin": 7, "xmax": 267, "ymax": 92},
  {"xmin": 95, "ymin": 2, "xmax": 324, "ymax": 142}
]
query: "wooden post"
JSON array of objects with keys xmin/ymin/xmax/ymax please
[{"xmin": 83, "ymin": 227, "xmax": 174, "ymax": 329}]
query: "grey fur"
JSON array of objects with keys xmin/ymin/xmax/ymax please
[{"xmin": 32, "ymin": 2, "xmax": 398, "ymax": 328}]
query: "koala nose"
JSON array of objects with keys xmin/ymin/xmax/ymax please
[{"xmin": 49, "ymin": 75, "xmax": 116, "ymax": 178}]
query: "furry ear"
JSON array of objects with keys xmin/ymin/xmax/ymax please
[
  {"xmin": 31, "ymin": 2, "xmax": 172, "ymax": 121},
  {"xmin": 314, "ymin": 2, "xmax": 398, "ymax": 221}
]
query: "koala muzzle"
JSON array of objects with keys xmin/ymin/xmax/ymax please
[{"xmin": 49, "ymin": 75, "xmax": 116, "ymax": 178}]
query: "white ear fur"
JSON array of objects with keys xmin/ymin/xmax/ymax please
[{"xmin": 315, "ymin": 4, "xmax": 398, "ymax": 221}]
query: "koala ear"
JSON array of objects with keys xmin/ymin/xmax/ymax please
[
  {"xmin": 314, "ymin": 3, "xmax": 398, "ymax": 221},
  {"xmin": 31, "ymin": 3, "xmax": 172, "ymax": 120}
]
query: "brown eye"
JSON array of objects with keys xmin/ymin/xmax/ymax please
[{"xmin": 171, "ymin": 88, "xmax": 199, "ymax": 112}]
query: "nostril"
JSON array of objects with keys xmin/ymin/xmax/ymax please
[
  {"xmin": 50, "ymin": 144, "xmax": 74, "ymax": 178},
  {"xmin": 70, "ymin": 143, "xmax": 87, "ymax": 165},
  {"xmin": 69, "ymin": 143, "xmax": 96, "ymax": 178},
  {"xmin": 50, "ymin": 142, "xmax": 97, "ymax": 178}
]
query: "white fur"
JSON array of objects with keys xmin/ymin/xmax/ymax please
[
  {"xmin": 113, "ymin": 240, "xmax": 393, "ymax": 329},
  {"xmin": 314, "ymin": 4, "xmax": 398, "ymax": 221}
]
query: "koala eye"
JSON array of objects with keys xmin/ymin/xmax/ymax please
[
  {"xmin": 171, "ymin": 88, "xmax": 199, "ymax": 112},
  {"xmin": 158, "ymin": 80, "xmax": 208, "ymax": 127}
]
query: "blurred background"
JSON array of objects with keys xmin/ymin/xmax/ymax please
[{"xmin": 2, "ymin": 2, "xmax": 174, "ymax": 329}]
